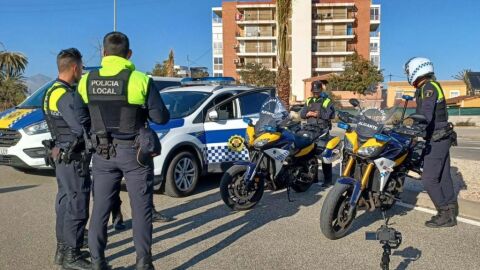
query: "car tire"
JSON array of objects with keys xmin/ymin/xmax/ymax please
[{"xmin": 164, "ymin": 151, "xmax": 200, "ymax": 197}]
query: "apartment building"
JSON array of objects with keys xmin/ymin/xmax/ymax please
[{"xmin": 211, "ymin": 0, "xmax": 381, "ymax": 102}]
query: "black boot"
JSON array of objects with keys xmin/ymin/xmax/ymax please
[
  {"xmin": 54, "ymin": 242, "xmax": 66, "ymax": 265},
  {"xmin": 62, "ymin": 246, "xmax": 91, "ymax": 270},
  {"xmin": 113, "ymin": 211, "xmax": 126, "ymax": 231},
  {"xmin": 425, "ymin": 206, "xmax": 457, "ymax": 228},
  {"xmin": 451, "ymin": 202, "xmax": 459, "ymax": 219},
  {"xmin": 136, "ymin": 255, "xmax": 155, "ymax": 270},
  {"xmin": 152, "ymin": 210, "xmax": 173, "ymax": 223},
  {"xmin": 427, "ymin": 205, "xmax": 442, "ymax": 223},
  {"xmin": 91, "ymin": 259, "xmax": 112, "ymax": 270}
]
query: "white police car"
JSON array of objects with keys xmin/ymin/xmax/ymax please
[
  {"xmin": 152, "ymin": 77, "xmax": 272, "ymax": 197},
  {"xmin": 0, "ymin": 76, "xmax": 182, "ymax": 171}
]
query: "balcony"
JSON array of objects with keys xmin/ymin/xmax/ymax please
[
  {"xmin": 236, "ymin": 31, "xmax": 276, "ymax": 40},
  {"xmin": 370, "ymin": 5, "xmax": 380, "ymax": 31},
  {"xmin": 312, "ymin": 12, "xmax": 355, "ymax": 24},
  {"xmin": 312, "ymin": 50, "xmax": 354, "ymax": 56},
  {"xmin": 313, "ymin": 30, "xmax": 355, "ymax": 40},
  {"xmin": 237, "ymin": 50, "xmax": 276, "ymax": 57}
]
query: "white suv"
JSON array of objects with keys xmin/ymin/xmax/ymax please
[{"xmin": 152, "ymin": 79, "xmax": 272, "ymax": 197}]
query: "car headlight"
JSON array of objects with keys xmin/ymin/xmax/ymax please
[
  {"xmin": 254, "ymin": 138, "xmax": 269, "ymax": 149},
  {"xmin": 357, "ymin": 146, "xmax": 382, "ymax": 158},
  {"xmin": 23, "ymin": 120, "xmax": 49, "ymax": 135},
  {"xmin": 156, "ymin": 130, "xmax": 169, "ymax": 141}
]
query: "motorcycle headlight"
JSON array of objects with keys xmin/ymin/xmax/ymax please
[
  {"xmin": 357, "ymin": 146, "xmax": 382, "ymax": 158},
  {"xmin": 254, "ymin": 138, "xmax": 269, "ymax": 149},
  {"xmin": 23, "ymin": 120, "xmax": 49, "ymax": 135},
  {"xmin": 156, "ymin": 129, "xmax": 169, "ymax": 141}
]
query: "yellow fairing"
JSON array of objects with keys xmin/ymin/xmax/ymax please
[
  {"xmin": 246, "ymin": 126, "xmax": 255, "ymax": 146},
  {"xmin": 345, "ymin": 131, "xmax": 359, "ymax": 152},
  {"xmin": 394, "ymin": 153, "xmax": 408, "ymax": 166},
  {"xmin": 325, "ymin": 136, "xmax": 341, "ymax": 150},
  {"xmin": 360, "ymin": 138, "xmax": 386, "ymax": 148},
  {"xmin": 295, "ymin": 143, "xmax": 315, "ymax": 157},
  {"xmin": 254, "ymin": 132, "xmax": 281, "ymax": 144}
]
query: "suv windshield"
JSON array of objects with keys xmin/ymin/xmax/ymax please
[
  {"xmin": 18, "ymin": 81, "xmax": 54, "ymax": 109},
  {"xmin": 160, "ymin": 91, "xmax": 210, "ymax": 119}
]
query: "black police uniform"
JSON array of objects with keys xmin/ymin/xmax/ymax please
[
  {"xmin": 299, "ymin": 95, "xmax": 335, "ymax": 185},
  {"xmin": 416, "ymin": 79, "xmax": 457, "ymax": 227},
  {"xmin": 43, "ymin": 79, "xmax": 91, "ymax": 269},
  {"xmin": 76, "ymin": 57, "xmax": 169, "ymax": 268}
]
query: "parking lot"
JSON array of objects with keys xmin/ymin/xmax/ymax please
[{"xmin": 1, "ymin": 165, "xmax": 480, "ymax": 270}]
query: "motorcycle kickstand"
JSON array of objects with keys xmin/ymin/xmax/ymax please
[{"xmin": 287, "ymin": 186, "xmax": 294, "ymax": 202}]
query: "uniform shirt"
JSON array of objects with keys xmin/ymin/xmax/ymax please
[
  {"xmin": 299, "ymin": 97, "xmax": 335, "ymax": 125},
  {"xmin": 415, "ymin": 80, "xmax": 448, "ymax": 139},
  {"xmin": 74, "ymin": 56, "xmax": 170, "ymax": 138},
  {"xmin": 52, "ymin": 79, "xmax": 89, "ymax": 138}
]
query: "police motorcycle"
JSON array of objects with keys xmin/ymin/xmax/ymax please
[
  {"xmin": 219, "ymin": 96, "xmax": 322, "ymax": 210},
  {"xmin": 319, "ymin": 95, "xmax": 428, "ymax": 240}
]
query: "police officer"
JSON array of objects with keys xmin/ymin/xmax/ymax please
[
  {"xmin": 76, "ymin": 32, "xmax": 169, "ymax": 270},
  {"xmin": 405, "ymin": 57, "xmax": 457, "ymax": 228},
  {"xmin": 299, "ymin": 81, "xmax": 335, "ymax": 187},
  {"xmin": 43, "ymin": 48, "xmax": 91, "ymax": 270}
]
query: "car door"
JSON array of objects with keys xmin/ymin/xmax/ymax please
[{"xmin": 203, "ymin": 88, "xmax": 274, "ymax": 172}]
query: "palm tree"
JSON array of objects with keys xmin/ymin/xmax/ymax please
[
  {"xmin": 166, "ymin": 49, "xmax": 175, "ymax": 77},
  {"xmin": 453, "ymin": 69, "xmax": 472, "ymax": 96},
  {"xmin": 276, "ymin": 0, "xmax": 292, "ymax": 108},
  {"xmin": 0, "ymin": 51, "xmax": 28, "ymax": 80}
]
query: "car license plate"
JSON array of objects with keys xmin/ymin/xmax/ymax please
[{"xmin": 0, "ymin": 147, "xmax": 8, "ymax": 155}]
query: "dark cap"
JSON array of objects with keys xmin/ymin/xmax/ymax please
[{"xmin": 135, "ymin": 126, "xmax": 161, "ymax": 166}]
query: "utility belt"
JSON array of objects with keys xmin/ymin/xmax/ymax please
[
  {"xmin": 431, "ymin": 122, "xmax": 457, "ymax": 146},
  {"xmin": 42, "ymin": 139, "xmax": 89, "ymax": 168},
  {"xmin": 91, "ymin": 133, "xmax": 117, "ymax": 159}
]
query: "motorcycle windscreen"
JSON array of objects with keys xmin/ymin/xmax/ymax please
[{"xmin": 255, "ymin": 97, "xmax": 289, "ymax": 134}]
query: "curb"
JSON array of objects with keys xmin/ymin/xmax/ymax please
[{"xmin": 401, "ymin": 188, "xmax": 480, "ymax": 222}]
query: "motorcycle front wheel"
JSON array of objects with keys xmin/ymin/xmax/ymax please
[
  {"xmin": 220, "ymin": 165, "xmax": 265, "ymax": 211},
  {"xmin": 320, "ymin": 183, "xmax": 357, "ymax": 240}
]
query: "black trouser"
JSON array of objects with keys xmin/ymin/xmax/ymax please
[
  {"xmin": 55, "ymin": 158, "xmax": 91, "ymax": 249},
  {"xmin": 111, "ymin": 184, "xmax": 122, "ymax": 221},
  {"xmin": 422, "ymin": 138, "xmax": 456, "ymax": 208},
  {"xmin": 89, "ymin": 144, "xmax": 154, "ymax": 261}
]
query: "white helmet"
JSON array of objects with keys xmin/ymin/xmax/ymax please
[{"xmin": 404, "ymin": 57, "xmax": 434, "ymax": 86}]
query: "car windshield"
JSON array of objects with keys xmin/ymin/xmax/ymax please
[
  {"xmin": 160, "ymin": 91, "xmax": 210, "ymax": 119},
  {"xmin": 17, "ymin": 81, "xmax": 54, "ymax": 109}
]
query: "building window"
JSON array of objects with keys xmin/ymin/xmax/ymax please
[
  {"xmin": 214, "ymin": 72, "xmax": 223, "ymax": 77},
  {"xmin": 371, "ymin": 7, "xmax": 380, "ymax": 20},
  {"xmin": 370, "ymin": 42, "xmax": 379, "ymax": 53},
  {"xmin": 212, "ymin": 13, "xmax": 222, "ymax": 24},
  {"xmin": 214, "ymin": 57, "xmax": 223, "ymax": 71},
  {"xmin": 395, "ymin": 90, "xmax": 403, "ymax": 99},
  {"xmin": 213, "ymin": 33, "xmax": 223, "ymax": 40},
  {"xmin": 450, "ymin": 90, "xmax": 460, "ymax": 98},
  {"xmin": 213, "ymin": 42, "xmax": 223, "ymax": 55},
  {"xmin": 370, "ymin": 55, "xmax": 380, "ymax": 67}
]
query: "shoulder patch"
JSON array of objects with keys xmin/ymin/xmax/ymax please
[{"xmin": 424, "ymin": 90, "xmax": 434, "ymax": 98}]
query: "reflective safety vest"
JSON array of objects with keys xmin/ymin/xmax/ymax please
[
  {"xmin": 306, "ymin": 97, "xmax": 331, "ymax": 108},
  {"xmin": 80, "ymin": 69, "xmax": 148, "ymax": 137},
  {"xmin": 42, "ymin": 82, "xmax": 76, "ymax": 143},
  {"xmin": 418, "ymin": 80, "xmax": 448, "ymax": 123}
]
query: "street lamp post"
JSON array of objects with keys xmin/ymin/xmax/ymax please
[{"xmin": 113, "ymin": 0, "xmax": 117, "ymax": 31}]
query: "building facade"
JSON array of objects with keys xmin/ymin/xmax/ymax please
[
  {"xmin": 212, "ymin": 0, "xmax": 381, "ymax": 101},
  {"xmin": 386, "ymin": 80, "xmax": 467, "ymax": 108}
]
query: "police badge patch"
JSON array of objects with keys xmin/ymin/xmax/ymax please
[
  {"xmin": 227, "ymin": 135, "xmax": 245, "ymax": 152},
  {"xmin": 424, "ymin": 90, "xmax": 434, "ymax": 98}
]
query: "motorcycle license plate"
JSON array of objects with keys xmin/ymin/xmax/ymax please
[{"xmin": 0, "ymin": 147, "xmax": 8, "ymax": 155}]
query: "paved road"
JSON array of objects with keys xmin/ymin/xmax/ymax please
[
  {"xmin": 331, "ymin": 126, "xmax": 480, "ymax": 161},
  {"xmin": 0, "ymin": 166, "xmax": 479, "ymax": 270}
]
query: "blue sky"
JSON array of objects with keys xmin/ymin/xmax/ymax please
[{"xmin": 1, "ymin": 0, "xmax": 479, "ymax": 81}]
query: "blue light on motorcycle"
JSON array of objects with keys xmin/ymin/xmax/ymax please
[
  {"xmin": 402, "ymin": 95, "xmax": 414, "ymax": 101},
  {"xmin": 264, "ymin": 125, "xmax": 276, "ymax": 132},
  {"xmin": 243, "ymin": 117, "xmax": 253, "ymax": 125},
  {"xmin": 374, "ymin": 133, "xmax": 391, "ymax": 142},
  {"xmin": 337, "ymin": 122, "xmax": 350, "ymax": 130}
]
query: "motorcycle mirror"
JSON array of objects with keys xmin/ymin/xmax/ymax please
[
  {"xmin": 402, "ymin": 95, "xmax": 414, "ymax": 101},
  {"xmin": 349, "ymin": 98, "xmax": 360, "ymax": 108},
  {"xmin": 407, "ymin": 114, "xmax": 427, "ymax": 124},
  {"xmin": 243, "ymin": 117, "xmax": 253, "ymax": 125}
]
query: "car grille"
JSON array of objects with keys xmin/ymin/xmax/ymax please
[{"xmin": 0, "ymin": 129, "xmax": 22, "ymax": 147}]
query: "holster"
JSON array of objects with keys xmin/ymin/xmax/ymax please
[
  {"xmin": 41, "ymin": 139, "xmax": 56, "ymax": 168},
  {"xmin": 432, "ymin": 122, "xmax": 457, "ymax": 146}
]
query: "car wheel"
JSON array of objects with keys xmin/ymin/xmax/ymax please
[{"xmin": 164, "ymin": 151, "xmax": 200, "ymax": 197}]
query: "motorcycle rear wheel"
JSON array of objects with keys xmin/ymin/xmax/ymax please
[
  {"xmin": 320, "ymin": 183, "xmax": 357, "ymax": 240},
  {"xmin": 220, "ymin": 165, "xmax": 265, "ymax": 211}
]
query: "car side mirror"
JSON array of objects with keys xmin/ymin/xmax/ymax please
[
  {"xmin": 208, "ymin": 110, "xmax": 219, "ymax": 121},
  {"xmin": 349, "ymin": 98, "xmax": 360, "ymax": 108}
]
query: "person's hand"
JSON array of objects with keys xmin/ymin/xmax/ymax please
[{"xmin": 307, "ymin": 111, "xmax": 318, "ymax": 117}]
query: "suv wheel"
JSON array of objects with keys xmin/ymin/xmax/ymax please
[{"xmin": 165, "ymin": 151, "xmax": 200, "ymax": 197}]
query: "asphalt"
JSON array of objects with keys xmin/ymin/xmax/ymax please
[{"xmin": 0, "ymin": 166, "xmax": 479, "ymax": 270}]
